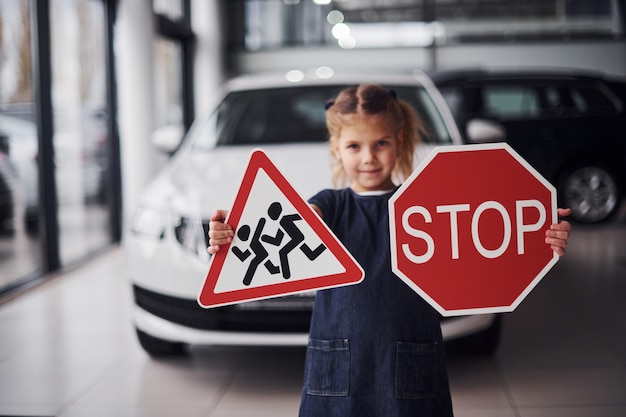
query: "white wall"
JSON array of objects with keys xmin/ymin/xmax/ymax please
[
  {"xmin": 116, "ymin": 0, "xmax": 161, "ymax": 222},
  {"xmin": 437, "ymin": 41, "xmax": 626, "ymax": 77},
  {"xmin": 233, "ymin": 40, "xmax": 626, "ymax": 78}
]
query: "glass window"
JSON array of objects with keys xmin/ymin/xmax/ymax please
[
  {"xmin": 1, "ymin": 0, "xmax": 117, "ymax": 295},
  {"xmin": 482, "ymin": 86, "xmax": 540, "ymax": 120},
  {"xmin": 50, "ymin": 0, "xmax": 111, "ymax": 264},
  {"xmin": 0, "ymin": 0, "xmax": 42, "ymax": 290},
  {"xmin": 154, "ymin": 38, "xmax": 184, "ymax": 130}
]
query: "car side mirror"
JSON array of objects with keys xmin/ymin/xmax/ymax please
[
  {"xmin": 151, "ymin": 124, "xmax": 184, "ymax": 155},
  {"xmin": 466, "ymin": 119, "xmax": 506, "ymax": 143}
]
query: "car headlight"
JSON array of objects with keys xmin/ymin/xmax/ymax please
[
  {"xmin": 174, "ymin": 216, "xmax": 210, "ymax": 262},
  {"xmin": 130, "ymin": 206, "xmax": 167, "ymax": 239},
  {"xmin": 130, "ymin": 206, "xmax": 210, "ymax": 262}
]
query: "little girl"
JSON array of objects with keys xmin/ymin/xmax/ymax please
[{"xmin": 208, "ymin": 84, "xmax": 572, "ymax": 416}]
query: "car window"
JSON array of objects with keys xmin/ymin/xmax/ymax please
[
  {"xmin": 191, "ymin": 84, "xmax": 454, "ymax": 150},
  {"xmin": 482, "ymin": 86, "xmax": 540, "ymax": 120},
  {"xmin": 568, "ymin": 85, "xmax": 620, "ymax": 115},
  {"xmin": 542, "ymin": 86, "xmax": 582, "ymax": 117},
  {"xmin": 217, "ymin": 87, "xmax": 339, "ymax": 146},
  {"xmin": 408, "ymin": 87, "xmax": 454, "ymax": 145},
  {"xmin": 438, "ymin": 88, "xmax": 464, "ymax": 120},
  {"xmin": 542, "ymin": 83, "xmax": 619, "ymax": 117}
]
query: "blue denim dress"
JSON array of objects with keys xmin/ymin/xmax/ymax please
[{"xmin": 299, "ymin": 188, "xmax": 454, "ymax": 417}]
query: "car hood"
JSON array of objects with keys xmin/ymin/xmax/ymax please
[{"xmin": 139, "ymin": 143, "xmax": 335, "ymax": 220}]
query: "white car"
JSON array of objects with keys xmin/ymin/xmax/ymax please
[{"xmin": 126, "ymin": 69, "xmax": 502, "ymax": 357}]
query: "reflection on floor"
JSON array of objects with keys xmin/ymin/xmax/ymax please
[
  {"xmin": 0, "ymin": 203, "xmax": 110, "ymax": 290},
  {"xmin": 0, "ymin": 209, "xmax": 625, "ymax": 417}
]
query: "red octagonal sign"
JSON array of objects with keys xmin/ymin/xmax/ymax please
[{"xmin": 389, "ymin": 143, "xmax": 558, "ymax": 317}]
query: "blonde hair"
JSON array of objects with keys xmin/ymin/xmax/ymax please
[{"xmin": 325, "ymin": 84, "xmax": 425, "ymax": 187}]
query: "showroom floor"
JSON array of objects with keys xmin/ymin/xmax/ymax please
[{"xmin": 0, "ymin": 209, "xmax": 625, "ymax": 417}]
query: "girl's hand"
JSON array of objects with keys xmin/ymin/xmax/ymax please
[
  {"xmin": 207, "ymin": 209, "xmax": 233, "ymax": 255},
  {"xmin": 545, "ymin": 208, "xmax": 572, "ymax": 257}
]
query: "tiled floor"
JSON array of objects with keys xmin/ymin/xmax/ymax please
[{"xmin": 0, "ymin": 209, "xmax": 625, "ymax": 417}]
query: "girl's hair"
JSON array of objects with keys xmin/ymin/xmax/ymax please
[{"xmin": 325, "ymin": 83, "xmax": 425, "ymax": 187}]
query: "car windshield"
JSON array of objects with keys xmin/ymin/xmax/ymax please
[{"xmin": 191, "ymin": 84, "xmax": 453, "ymax": 151}]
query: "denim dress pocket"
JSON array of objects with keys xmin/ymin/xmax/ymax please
[
  {"xmin": 395, "ymin": 341, "xmax": 438, "ymax": 399},
  {"xmin": 304, "ymin": 338, "xmax": 350, "ymax": 397}
]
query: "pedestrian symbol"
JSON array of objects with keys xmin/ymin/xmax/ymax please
[
  {"xmin": 232, "ymin": 201, "xmax": 327, "ymax": 286},
  {"xmin": 198, "ymin": 149, "xmax": 364, "ymax": 309}
]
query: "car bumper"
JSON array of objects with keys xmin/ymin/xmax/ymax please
[
  {"xmin": 133, "ymin": 284, "xmax": 497, "ymax": 346},
  {"xmin": 134, "ymin": 306, "xmax": 311, "ymax": 346}
]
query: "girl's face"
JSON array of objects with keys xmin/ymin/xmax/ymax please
[{"xmin": 333, "ymin": 117, "xmax": 401, "ymax": 193}]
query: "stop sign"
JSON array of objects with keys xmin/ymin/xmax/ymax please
[{"xmin": 389, "ymin": 143, "xmax": 558, "ymax": 317}]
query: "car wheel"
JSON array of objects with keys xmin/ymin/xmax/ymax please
[
  {"xmin": 135, "ymin": 328, "xmax": 187, "ymax": 357},
  {"xmin": 448, "ymin": 315, "xmax": 502, "ymax": 356},
  {"xmin": 559, "ymin": 164, "xmax": 622, "ymax": 223}
]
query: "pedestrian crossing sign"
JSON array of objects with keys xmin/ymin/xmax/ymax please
[{"xmin": 198, "ymin": 149, "xmax": 365, "ymax": 309}]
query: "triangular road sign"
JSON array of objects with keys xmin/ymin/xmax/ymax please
[{"xmin": 198, "ymin": 149, "xmax": 364, "ymax": 309}]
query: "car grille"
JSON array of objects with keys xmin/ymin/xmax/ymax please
[{"xmin": 133, "ymin": 285, "xmax": 313, "ymax": 333}]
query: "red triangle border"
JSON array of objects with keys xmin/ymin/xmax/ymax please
[{"xmin": 198, "ymin": 149, "xmax": 364, "ymax": 308}]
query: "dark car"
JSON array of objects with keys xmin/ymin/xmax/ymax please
[{"xmin": 431, "ymin": 68, "xmax": 626, "ymax": 223}]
